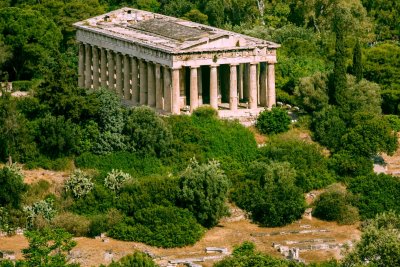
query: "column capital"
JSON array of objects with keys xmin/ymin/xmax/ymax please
[
  {"xmin": 210, "ymin": 64, "xmax": 219, "ymax": 68},
  {"xmin": 229, "ymin": 63, "xmax": 239, "ymax": 66},
  {"xmin": 190, "ymin": 65, "xmax": 200, "ymax": 69},
  {"xmin": 250, "ymin": 62, "xmax": 259, "ymax": 65},
  {"xmin": 267, "ymin": 60, "xmax": 277, "ymax": 64}
]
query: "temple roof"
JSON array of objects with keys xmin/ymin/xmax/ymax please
[{"xmin": 74, "ymin": 7, "xmax": 280, "ymax": 54}]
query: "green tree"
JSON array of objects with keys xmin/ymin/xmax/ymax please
[
  {"xmin": 233, "ymin": 161, "xmax": 306, "ymax": 227},
  {"xmin": 255, "ymin": 107, "xmax": 291, "ymax": 135},
  {"xmin": 353, "ymin": 39, "xmax": 363, "ymax": 82},
  {"xmin": 123, "ymin": 106, "xmax": 172, "ymax": 157},
  {"xmin": 0, "ymin": 164, "xmax": 27, "ymax": 209},
  {"xmin": 294, "ymin": 72, "xmax": 330, "ymax": 112},
  {"xmin": 178, "ymin": 159, "xmax": 230, "ymax": 228},
  {"xmin": 0, "ymin": 7, "xmax": 62, "ymax": 81},
  {"xmin": 343, "ymin": 211, "xmax": 400, "ymax": 266},
  {"xmin": 22, "ymin": 228, "xmax": 77, "ymax": 267}
]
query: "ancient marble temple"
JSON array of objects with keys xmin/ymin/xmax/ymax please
[{"xmin": 74, "ymin": 8, "xmax": 279, "ymax": 117}]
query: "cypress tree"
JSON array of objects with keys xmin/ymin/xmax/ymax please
[
  {"xmin": 332, "ymin": 8, "xmax": 347, "ymax": 106},
  {"xmin": 353, "ymin": 39, "xmax": 363, "ymax": 82}
]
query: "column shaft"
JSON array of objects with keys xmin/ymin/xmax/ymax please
[
  {"xmin": 190, "ymin": 67, "xmax": 199, "ymax": 112},
  {"xmin": 147, "ymin": 62, "xmax": 156, "ymax": 107},
  {"xmin": 139, "ymin": 60, "xmax": 148, "ymax": 105},
  {"xmin": 172, "ymin": 68, "xmax": 181, "ymax": 114},
  {"xmin": 198, "ymin": 67, "xmax": 203, "ymax": 105},
  {"xmin": 131, "ymin": 57, "xmax": 139, "ymax": 105},
  {"xmin": 84, "ymin": 44, "xmax": 92, "ymax": 89},
  {"xmin": 210, "ymin": 65, "xmax": 218, "ymax": 110},
  {"xmin": 267, "ymin": 63, "xmax": 276, "ymax": 108},
  {"xmin": 115, "ymin": 53, "xmax": 123, "ymax": 96},
  {"xmin": 238, "ymin": 64, "xmax": 243, "ymax": 100},
  {"xmin": 249, "ymin": 63, "xmax": 258, "ymax": 109},
  {"xmin": 230, "ymin": 64, "xmax": 238, "ymax": 111},
  {"xmin": 78, "ymin": 43, "xmax": 85, "ymax": 87},
  {"xmin": 92, "ymin": 46, "xmax": 100, "ymax": 89},
  {"xmin": 260, "ymin": 62, "xmax": 268, "ymax": 106},
  {"xmin": 155, "ymin": 64, "xmax": 163, "ymax": 110},
  {"xmin": 100, "ymin": 48, "xmax": 107, "ymax": 88},
  {"xmin": 123, "ymin": 55, "xmax": 131, "ymax": 100},
  {"xmin": 163, "ymin": 67, "xmax": 172, "ymax": 112},
  {"xmin": 107, "ymin": 50, "xmax": 115, "ymax": 91}
]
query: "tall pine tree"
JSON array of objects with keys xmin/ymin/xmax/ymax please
[
  {"xmin": 353, "ymin": 39, "xmax": 363, "ymax": 82},
  {"xmin": 332, "ymin": 7, "xmax": 347, "ymax": 106}
]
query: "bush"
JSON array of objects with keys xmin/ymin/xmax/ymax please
[
  {"xmin": 255, "ymin": 107, "xmax": 291, "ymax": 135},
  {"xmin": 75, "ymin": 152, "xmax": 166, "ymax": 177},
  {"xmin": 51, "ymin": 212, "xmax": 90, "ymax": 236},
  {"xmin": 104, "ymin": 251, "xmax": 159, "ymax": 267},
  {"xmin": 348, "ymin": 173, "xmax": 400, "ymax": 219},
  {"xmin": 313, "ymin": 184, "xmax": 359, "ymax": 225},
  {"xmin": 109, "ymin": 205, "xmax": 204, "ymax": 248},
  {"xmin": 88, "ymin": 208, "xmax": 123, "ymax": 237},
  {"xmin": 385, "ymin": 115, "xmax": 400, "ymax": 132},
  {"xmin": 64, "ymin": 169, "xmax": 94, "ymax": 199},
  {"xmin": 178, "ymin": 159, "xmax": 230, "ymax": 228},
  {"xmin": 260, "ymin": 138, "xmax": 336, "ymax": 192},
  {"xmin": 24, "ymin": 199, "xmax": 56, "ymax": 229},
  {"xmin": 104, "ymin": 169, "xmax": 133, "ymax": 193},
  {"xmin": 25, "ymin": 156, "xmax": 73, "ymax": 171},
  {"xmin": 232, "ymin": 161, "xmax": 306, "ymax": 227},
  {"xmin": 0, "ymin": 164, "xmax": 27, "ymax": 209},
  {"xmin": 192, "ymin": 106, "xmax": 218, "ymax": 118},
  {"xmin": 124, "ymin": 106, "xmax": 172, "ymax": 157}
]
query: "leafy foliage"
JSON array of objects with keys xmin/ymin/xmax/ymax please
[
  {"xmin": 22, "ymin": 228, "xmax": 77, "ymax": 267},
  {"xmin": 232, "ymin": 161, "xmax": 306, "ymax": 227},
  {"xmin": 64, "ymin": 169, "xmax": 94, "ymax": 199},
  {"xmin": 0, "ymin": 164, "xmax": 27, "ymax": 209},
  {"xmin": 24, "ymin": 199, "xmax": 57, "ymax": 229},
  {"xmin": 313, "ymin": 184, "xmax": 359, "ymax": 225},
  {"xmin": 104, "ymin": 169, "xmax": 133, "ymax": 193},
  {"xmin": 177, "ymin": 159, "xmax": 230, "ymax": 228},
  {"xmin": 343, "ymin": 211, "xmax": 400, "ymax": 266},
  {"xmin": 255, "ymin": 107, "xmax": 291, "ymax": 135},
  {"xmin": 104, "ymin": 251, "xmax": 159, "ymax": 267},
  {"xmin": 109, "ymin": 205, "xmax": 204, "ymax": 248},
  {"xmin": 348, "ymin": 173, "xmax": 400, "ymax": 219}
]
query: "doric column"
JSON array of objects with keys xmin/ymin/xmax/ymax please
[
  {"xmin": 92, "ymin": 46, "xmax": 100, "ymax": 89},
  {"xmin": 78, "ymin": 43, "xmax": 85, "ymax": 88},
  {"xmin": 210, "ymin": 64, "xmax": 218, "ymax": 110},
  {"xmin": 249, "ymin": 63, "xmax": 258, "ymax": 109},
  {"xmin": 163, "ymin": 67, "xmax": 172, "ymax": 112},
  {"xmin": 230, "ymin": 64, "xmax": 238, "ymax": 111},
  {"xmin": 131, "ymin": 57, "xmax": 139, "ymax": 105},
  {"xmin": 267, "ymin": 62, "xmax": 276, "ymax": 108},
  {"xmin": 100, "ymin": 48, "xmax": 107, "ymax": 88},
  {"xmin": 172, "ymin": 68, "xmax": 181, "ymax": 114},
  {"xmin": 190, "ymin": 66, "xmax": 199, "ymax": 112},
  {"xmin": 155, "ymin": 64, "xmax": 163, "ymax": 110},
  {"xmin": 260, "ymin": 62, "xmax": 268, "ymax": 106},
  {"xmin": 84, "ymin": 44, "xmax": 92, "ymax": 89},
  {"xmin": 115, "ymin": 53, "xmax": 123, "ymax": 96},
  {"xmin": 198, "ymin": 67, "xmax": 203, "ymax": 105},
  {"xmin": 139, "ymin": 60, "xmax": 148, "ymax": 105},
  {"xmin": 123, "ymin": 55, "xmax": 131, "ymax": 100},
  {"xmin": 147, "ymin": 62, "xmax": 156, "ymax": 107},
  {"xmin": 238, "ymin": 64, "xmax": 243, "ymax": 100},
  {"xmin": 107, "ymin": 50, "xmax": 115, "ymax": 91}
]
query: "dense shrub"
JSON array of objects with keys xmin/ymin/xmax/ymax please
[
  {"xmin": 24, "ymin": 199, "xmax": 56, "ymax": 228},
  {"xmin": 124, "ymin": 106, "xmax": 172, "ymax": 156},
  {"xmin": 348, "ymin": 173, "xmax": 400, "ymax": 219},
  {"xmin": 51, "ymin": 212, "xmax": 90, "ymax": 236},
  {"xmin": 24, "ymin": 156, "xmax": 73, "ymax": 171},
  {"xmin": 104, "ymin": 251, "xmax": 159, "ymax": 267},
  {"xmin": 260, "ymin": 138, "xmax": 336, "ymax": 192},
  {"xmin": 167, "ymin": 114, "xmax": 258, "ymax": 165},
  {"xmin": 192, "ymin": 106, "xmax": 218, "ymax": 118},
  {"xmin": 88, "ymin": 209, "xmax": 123, "ymax": 237},
  {"xmin": 109, "ymin": 205, "xmax": 204, "ymax": 248},
  {"xmin": 177, "ymin": 159, "xmax": 230, "ymax": 228},
  {"xmin": 104, "ymin": 169, "xmax": 133, "ymax": 193},
  {"xmin": 23, "ymin": 179, "xmax": 51, "ymax": 205},
  {"xmin": 255, "ymin": 107, "xmax": 291, "ymax": 135},
  {"xmin": 75, "ymin": 152, "xmax": 166, "ymax": 177},
  {"xmin": 232, "ymin": 161, "xmax": 306, "ymax": 227},
  {"xmin": 70, "ymin": 184, "xmax": 116, "ymax": 216},
  {"xmin": 0, "ymin": 164, "xmax": 27, "ymax": 209},
  {"xmin": 313, "ymin": 184, "xmax": 359, "ymax": 225},
  {"xmin": 386, "ymin": 115, "xmax": 400, "ymax": 132},
  {"xmin": 64, "ymin": 169, "xmax": 94, "ymax": 199}
]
